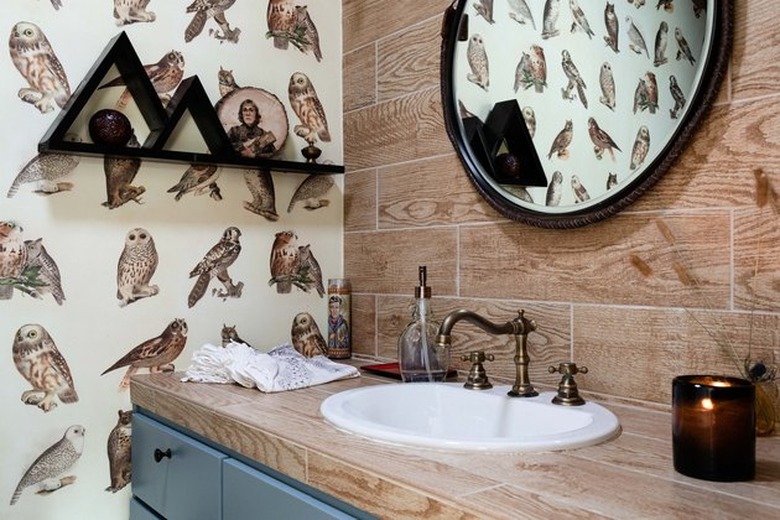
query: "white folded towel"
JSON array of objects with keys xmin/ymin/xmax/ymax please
[{"xmin": 181, "ymin": 342, "xmax": 359, "ymax": 392}]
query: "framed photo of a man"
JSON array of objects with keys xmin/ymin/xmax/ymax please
[{"xmin": 216, "ymin": 86, "xmax": 288, "ymax": 158}]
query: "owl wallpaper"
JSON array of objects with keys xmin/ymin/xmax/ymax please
[{"xmin": 0, "ymin": 1, "xmax": 342, "ymax": 519}]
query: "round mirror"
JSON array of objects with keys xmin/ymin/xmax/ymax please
[{"xmin": 441, "ymin": 0, "xmax": 732, "ymax": 228}]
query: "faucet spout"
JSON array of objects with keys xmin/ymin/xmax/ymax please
[{"xmin": 435, "ymin": 309, "xmax": 538, "ymax": 398}]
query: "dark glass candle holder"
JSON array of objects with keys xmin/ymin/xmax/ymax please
[{"xmin": 672, "ymin": 375, "xmax": 755, "ymax": 482}]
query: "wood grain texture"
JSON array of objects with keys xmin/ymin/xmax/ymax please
[
  {"xmin": 377, "ymin": 17, "xmax": 441, "ymax": 102},
  {"xmin": 345, "ymin": 169, "xmax": 377, "ymax": 231},
  {"xmin": 351, "ymin": 293, "xmax": 377, "ymax": 356},
  {"xmin": 732, "ymin": 0, "xmax": 780, "ymax": 100},
  {"xmin": 734, "ymin": 207, "xmax": 780, "ymax": 312},
  {"xmin": 344, "ymin": 44, "xmax": 377, "ymax": 112}
]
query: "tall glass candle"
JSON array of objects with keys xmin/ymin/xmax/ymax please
[{"xmin": 672, "ymin": 375, "xmax": 755, "ymax": 481}]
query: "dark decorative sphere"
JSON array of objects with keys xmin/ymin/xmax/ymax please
[
  {"xmin": 495, "ymin": 153, "xmax": 522, "ymax": 180},
  {"xmin": 88, "ymin": 109, "xmax": 132, "ymax": 147}
]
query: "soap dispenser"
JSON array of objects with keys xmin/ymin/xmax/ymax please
[{"xmin": 398, "ymin": 266, "xmax": 448, "ymax": 382}]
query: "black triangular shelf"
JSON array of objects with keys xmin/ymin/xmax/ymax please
[{"xmin": 38, "ymin": 31, "xmax": 343, "ymax": 174}]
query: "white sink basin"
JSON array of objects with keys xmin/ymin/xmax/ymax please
[{"xmin": 320, "ymin": 383, "xmax": 620, "ymax": 452}]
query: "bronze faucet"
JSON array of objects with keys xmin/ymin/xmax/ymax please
[{"xmin": 435, "ymin": 309, "xmax": 538, "ymax": 397}]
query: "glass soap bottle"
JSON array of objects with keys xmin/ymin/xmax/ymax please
[{"xmin": 398, "ymin": 266, "xmax": 449, "ymax": 382}]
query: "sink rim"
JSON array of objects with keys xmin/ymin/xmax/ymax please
[{"xmin": 320, "ymin": 382, "xmax": 621, "ymax": 453}]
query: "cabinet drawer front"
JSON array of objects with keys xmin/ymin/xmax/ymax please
[
  {"xmin": 133, "ymin": 413, "xmax": 226, "ymax": 520},
  {"xmin": 130, "ymin": 497, "xmax": 163, "ymax": 520},
  {"xmin": 223, "ymin": 459, "xmax": 356, "ymax": 520}
]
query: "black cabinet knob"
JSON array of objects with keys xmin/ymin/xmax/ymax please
[{"xmin": 154, "ymin": 448, "xmax": 172, "ymax": 463}]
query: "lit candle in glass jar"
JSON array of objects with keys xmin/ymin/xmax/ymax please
[{"xmin": 672, "ymin": 375, "xmax": 755, "ymax": 481}]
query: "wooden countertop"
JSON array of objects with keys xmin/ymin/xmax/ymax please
[{"xmin": 130, "ymin": 372, "xmax": 780, "ymax": 519}]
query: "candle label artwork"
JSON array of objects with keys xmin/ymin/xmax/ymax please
[{"xmin": 326, "ymin": 278, "xmax": 351, "ymax": 359}]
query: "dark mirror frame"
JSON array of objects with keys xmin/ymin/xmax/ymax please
[{"xmin": 440, "ymin": 0, "xmax": 732, "ymax": 229}]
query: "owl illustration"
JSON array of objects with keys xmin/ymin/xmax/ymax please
[
  {"xmin": 0, "ymin": 221, "xmax": 27, "ymax": 300},
  {"xmin": 626, "ymin": 17, "xmax": 649, "ymax": 57},
  {"xmin": 675, "ymin": 27, "xmax": 695, "ymax": 65},
  {"xmin": 571, "ymin": 175, "xmax": 590, "ymax": 203},
  {"xmin": 294, "ymin": 5, "xmax": 322, "ymax": 62},
  {"xmin": 633, "ymin": 73, "xmax": 658, "ymax": 114},
  {"xmin": 8, "ymin": 140, "xmax": 80, "ymax": 198},
  {"xmin": 628, "ymin": 0, "xmax": 646, "ymax": 7},
  {"xmin": 9, "ymin": 21, "xmax": 71, "ymax": 113},
  {"xmin": 188, "ymin": 227, "xmax": 243, "ymax": 307},
  {"xmin": 289, "ymin": 72, "xmax": 331, "ymax": 145},
  {"xmin": 603, "ymin": 3, "xmax": 618, "ymax": 52},
  {"xmin": 288, "ymin": 174, "xmax": 334, "ymax": 212},
  {"xmin": 24, "ymin": 238, "xmax": 65, "ymax": 305},
  {"xmin": 243, "ymin": 169, "xmax": 279, "ymax": 221},
  {"xmin": 599, "ymin": 62, "xmax": 616, "ymax": 110},
  {"xmin": 167, "ymin": 164, "xmax": 221, "ymax": 201},
  {"xmin": 113, "ymin": 0, "xmax": 156, "ymax": 26},
  {"xmin": 561, "ymin": 50, "xmax": 587, "ymax": 108},
  {"xmin": 185, "ymin": 0, "xmax": 240, "ymax": 43},
  {"xmin": 547, "ymin": 120, "xmax": 573, "ymax": 159},
  {"xmin": 270, "ymin": 230, "xmax": 299, "ymax": 294},
  {"xmin": 10, "ymin": 425, "xmax": 85, "ymax": 506},
  {"xmin": 508, "ymin": 0, "xmax": 535, "ymax": 28},
  {"xmin": 654, "ymin": 21, "xmax": 669, "ymax": 66},
  {"xmin": 298, "ymin": 244, "xmax": 324, "ymax": 297},
  {"xmin": 466, "ymin": 34, "xmax": 489, "ymax": 91},
  {"xmin": 106, "ymin": 410, "xmax": 132, "ymax": 493},
  {"xmin": 669, "ymin": 75, "xmax": 686, "ymax": 119},
  {"xmin": 102, "ymin": 318, "xmax": 188, "ymax": 389},
  {"xmin": 569, "ymin": 0, "xmax": 593, "ymax": 38},
  {"xmin": 693, "ymin": 0, "xmax": 706, "ymax": 17},
  {"xmin": 221, "ymin": 324, "xmax": 250, "ymax": 347},
  {"xmin": 291, "ymin": 312, "xmax": 327, "ymax": 358},
  {"xmin": 546, "ymin": 170, "xmax": 563, "ymax": 206},
  {"xmin": 588, "ymin": 117, "xmax": 621, "ymax": 161},
  {"xmin": 503, "ymin": 185, "xmax": 533, "ymax": 203},
  {"xmin": 99, "ymin": 50, "xmax": 184, "ymax": 109},
  {"xmin": 522, "ymin": 106, "xmax": 536, "ymax": 138},
  {"xmin": 606, "ymin": 172, "xmax": 618, "ymax": 190},
  {"xmin": 657, "ymin": 0, "xmax": 674, "ymax": 12},
  {"xmin": 473, "ymin": 0, "xmax": 494, "ymax": 24},
  {"xmin": 267, "ymin": 0, "xmax": 296, "ymax": 49},
  {"xmin": 516, "ymin": 46, "xmax": 547, "ymax": 93},
  {"xmin": 217, "ymin": 66, "xmax": 240, "ymax": 97},
  {"xmin": 514, "ymin": 52, "xmax": 531, "ymax": 93},
  {"xmin": 103, "ymin": 133, "xmax": 145, "ymax": 209},
  {"xmin": 116, "ymin": 227, "xmax": 159, "ymax": 307},
  {"xmin": 630, "ymin": 125, "xmax": 651, "ymax": 170},
  {"xmin": 13, "ymin": 324, "xmax": 78, "ymax": 412},
  {"xmin": 542, "ymin": 0, "xmax": 561, "ymax": 39}
]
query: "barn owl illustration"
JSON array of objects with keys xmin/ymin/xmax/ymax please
[
  {"xmin": 588, "ymin": 117, "xmax": 621, "ymax": 161},
  {"xmin": 657, "ymin": 0, "xmax": 674, "ymax": 12},
  {"xmin": 522, "ymin": 106, "xmax": 536, "ymax": 138},
  {"xmin": 267, "ymin": 0, "xmax": 296, "ymax": 49},
  {"xmin": 289, "ymin": 72, "xmax": 331, "ymax": 145},
  {"xmin": 116, "ymin": 228, "xmax": 158, "ymax": 307},
  {"xmin": 473, "ymin": 0, "xmax": 494, "ymax": 24},
  {"xmin": 599, "ymin": 62, "xmax": 616, "ymax": 110},
  {"xmin": 167, "ymin": 164, "xmax": 221, "ymax": 201},
  {"xmin": 217, "ymin": 66, "xmax": 240, "ymax": 97},
  {"xmin": 669, "ymin": 74, "xmax": 686, "ymax": 119},
  {"xmin": 547, "ymin": 120, "xmax": 573, "ymax": 159},
  {"xmin": 654, "ymin": 21, "xmax": 669, "ymax": 66},
  {"xmin": 0, "ymin": 221, "xmax": 27, "ymax": 300},
  {"xmin": 99, "ymin": 50, "xmax": 184, "ymax": 109},
  {"xmin": 546, "ymin": 171, "xmax": 563, "ymax": 206},
  {"xmin": 9, "ymin": 21, "xmax": 71, "ymax": 113},
  {"xmin": 630, "ymin": 126, "xmax": 651, "ymax": 170},
  {"xmin": 243, "ymin": 169, "xmax": 279, "ymax": 221},
  {"xmin": 508, "ymin": 0, "xmax": 534, "ymax": 28},
  {"xmin": 102, "ymin": 318, "xmax": 188, "ymax": 389},
  {"xmin": 291, "ymin": 312, "xmax": 327, "ymax": 358},
  {"xmin": 288, "ymin": 174, "xmax": 334, "ymax": 212},
  {"xmin": 185, "ymin": 0, "xmax": 240, "ymax": 43},
  {"xmin": 188, "ymin": 227, "xmax": 243, "ymax": 307},
  {"xmin": 466, "ymin": 34, "xmax": 489, "ymax": 91},
  {"xmin": 7, "ymin": 137, "xmax": 81, "ymax": 198},
  {"xmin": 13, "ymin": 323, "xmax": 78, "ymax": 412},
  {"xmin": 606, "ymin": 172, "xmax": 618, "ymax": 190},
  {"xmin": 294, "ymin": 5, "xmax": 322, "ymax": 62},
  {"xmin": 561, "ymin": 50, "xmax": 587, "ymax": 108},
  {"xmin": 541, "ymin": 0, "xmax": 561, "ymax": 39},
  {"xmin": 571, "ymin": 175, "xmax": 590, "ymax": 203},
  {"xmin": 103, "ymin": 132, "xmax": 145, "ymax": 209},
  {"xmin": 221, "ymin": 324, "xmax": 249, "ymax": 347},
  {"xmin": 298, "ymin": 244, "xmax": 324, "ymax": 297},
  {"xmin": 24, "ymin": 238, "xmax": 65, "ymax": 305},
  {"xmin": 603, "ymin": 3, "xmax": 618, "ymax": 52},
  {"xmin": 106, "ymin": 410, "xmax": 132, "ymax": 492},
  {"xmin": 113, "ymin": 0, "xmax": 156, "ymax": 26},
  {"xmin": 626, "ymin": 16, "xmax": 649, "ymax": 57},
  {"xmin": 10, "ymin": 425, "xmax": 85, "ymax": 506},
  {"xmin": 270, "ymin": 231, "xmax": 299, "ymax": 294},
  {"xmin": 569, "ymin": 0, "xmax": 593, "ymax": 38},
  {"xmin": 675, "ymin": 27, "xmax": 695, "ymax": 65}
]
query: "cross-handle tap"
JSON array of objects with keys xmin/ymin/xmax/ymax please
[{"xmin": 435, "ymin": 309, "xmax": 538, "ymax": 398}]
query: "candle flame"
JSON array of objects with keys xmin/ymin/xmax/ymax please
[
  {"xmin": 701, "ymin": 398, "xmax": 714, "ymax": 410},
  {"xmin": 711, "ymin": 381, "xmax": 730, "ymax": 387}
]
